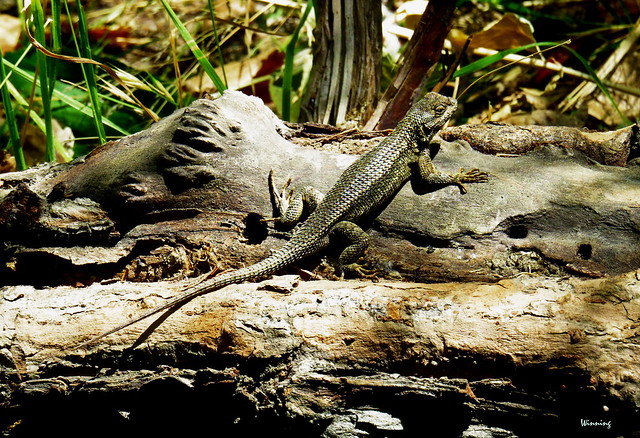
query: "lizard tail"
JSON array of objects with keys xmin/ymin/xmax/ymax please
[{"xmin": 76, "ymin": 249, "xmax": 298, "ymax": 349}]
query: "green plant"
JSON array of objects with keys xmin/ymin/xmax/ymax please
[
  {"xmin": 65, "ymin": 0, "xmax": 106, "ymax": 144},
  {"xmin": 31, "ymin": 0, "xmax": 56, "ymax": 162},
  {"xmin": 0, "ymin": 48, "xmax": 27, "ymax": 170},
  {"xmin": 160, "ymin": 0, "xmax": 226, "ymax": 93},
  {"xmin": 281, "ymin": 0, "xmax": 314, "ymax": 121}
]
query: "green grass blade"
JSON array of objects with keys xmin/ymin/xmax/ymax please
[
  {"xmin": 159, "ymin": 0, "xmax": 227, "ymax": 93},
  {"xmin": 49, "ymin": 0, "xmax": 61, "ymax": 100},
  {"xmin": 561, "ymin": 45, "xmax": 629, "ymax": 125},
  {"xmin": 32, "ymin": 0, "xmax": 56, "ymax": 162},
  {"xmin": 282, "ymin": 0, "xmax": 314, "ymax": 121},
  {"xmin": 0, "ymin": 45, "xmax": 68, "ymax": 162},
  {"xmin": 66, "ymin": 0, "xmax": 107, "ymax": 144},
  {"xmin": 454, "ymin": 42, "xmax": 551, "ymax": 78},
  {"xmin": 206, "ymin": 0, "xmax": 227, "ymax": 89},
  {"xmin": 6, "ymin": 78, "xmax": 73, "ymax": 162},
  {"xmin": 53, "ymin": 87, "xmax": 129, "ymax": 136},
  {"xmin": 0, "ymin": 48, "xmax": 27, "ymax": 170},
  {"xmin": 3, "ymin": 57, "xmax": 129, "ymax": 136}
]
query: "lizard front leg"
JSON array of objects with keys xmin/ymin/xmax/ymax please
[
  {"xmin": 417, "ymin": 150, "xmax": 489, "ymax": 194},
  {"xmin": 268, "ymin": 170, "xmax": 324, "ymax": 226}
]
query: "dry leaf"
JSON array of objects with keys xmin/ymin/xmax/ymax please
[
  {"xmin": 395, "ymin": 0, "xmax": 427, "ymax": 30},
  {"xmin": 450, "ymin": 13, "xmax": 537, "ymax": 53},
  {"xmin": 0, "ymin": 149, "xmax": 16, "ymax": 173},
  {"xmin": 589, "ymin": 50, "xmax": 640, "ymax": 125}
]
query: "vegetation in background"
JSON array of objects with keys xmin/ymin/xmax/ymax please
[
  {"xmin": 0, "ymin": 48, "xmax": 26, "ymax": 170},
  {"xmin": 0, "ymin": 0, "xmax": 638, "ymax": 170},
  {"xmin": 66, "ymin": 0, "xmax": 106, "ymax": 144}
]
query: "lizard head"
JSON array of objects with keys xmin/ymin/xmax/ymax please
[{"xmin": 405, "ymin": 93, "xmax": 457, "ymax": 147}]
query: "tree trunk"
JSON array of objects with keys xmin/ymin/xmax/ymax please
[{"xmin": 300, "ymin": 0, "xmax": 381, "ymax": 126}]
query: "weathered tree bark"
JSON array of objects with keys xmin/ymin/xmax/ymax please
[
  {"xmin": 441, "ymin": 122, "xmax": 639, "ymax": 167},
  {"xmin": 1, "ymin": 91, "xmax": 640, "ymax": 436},
  {"xmin": 299, "ymin": 0, "xmax": 381, "ymax": 126},
  {"xmin": 3, "ymin": 92, "xmax": 640, "ymax": 287},
  {"xmin": 1, "ymin": 273, "xmax": 639, "ymax": 436}
]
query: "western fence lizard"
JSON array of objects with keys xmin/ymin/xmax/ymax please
[{"xmin": 80, "ymin": 92, "xmax": 488, "ymax": 346}]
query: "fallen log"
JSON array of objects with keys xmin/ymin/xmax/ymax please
[
  {"xmin": 2, "ymin": 92, "xmax": 640, "ymax": 286},
  {"xmin": 441, "ymin": 121, "xmax": 639, "ymax": 167},
  {"xmin": 1, "ymin": 272, "xmax": 638, "ymax": 436},
  {"xmin": 0, "ymin": 91, "xmax": 639, "ymax": 436}
]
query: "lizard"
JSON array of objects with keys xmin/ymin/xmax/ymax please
[{"xmin": 79, "ymin": 92, "xmax": 488, "ymax": 347}]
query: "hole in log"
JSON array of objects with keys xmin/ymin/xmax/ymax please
[
  {"xmin": 243, "ymin": 213, "xmax": 268, "ymax": 244},
  {"xmin": 577, "ymin": 243, "xmax": 592, "ymax": 260},
  {"xmin": 507, "ymin": 224, "xmax": 528, "ymax": 239}
]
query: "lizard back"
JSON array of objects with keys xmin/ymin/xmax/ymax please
[{"xmin": 288, "ymin": 92, "xmax": 458, "ymax": 241}]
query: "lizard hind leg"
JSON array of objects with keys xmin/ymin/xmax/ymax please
[
  {"xmin": 268, "ymin": 170, "xmax": 324, "ymax": 227},
  {"xmin": 329, "ymin": 221, "xmax": 376, "ymax": 278}
]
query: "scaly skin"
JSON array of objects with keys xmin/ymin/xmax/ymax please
[{"xmin": 80, "ymin": 92, "xmax": 488, "ymax": 347}]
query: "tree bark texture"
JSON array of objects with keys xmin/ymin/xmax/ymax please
[
  {"xmin": 0, "ymin": 273, "xmax": 639, "ymax": 436},
  {"xmin": 300, "ymin": 0, "xmax": 381, "ymax": 126}
]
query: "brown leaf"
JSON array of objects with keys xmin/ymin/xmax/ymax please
[{"xmin": 451, "ymin": 13, "xmax": 537, "ymax": 52}]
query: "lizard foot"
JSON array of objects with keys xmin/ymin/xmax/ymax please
[
  {"xmin": 452, "ymin": 168, "xmax": 489, "ymax": 194},
  {"xmin": 340, "ymin": 261, "xmax": 380, "ymax": 280},
  {"xmin": 268, "ymin": 169, "xmax": 294, "ymax": 218},
  {"xmin": 268, "ymin": 169, "xmax": 323, "ymax": 226}
]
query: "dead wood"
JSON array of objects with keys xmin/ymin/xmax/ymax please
[
  {"xmin": 2, "ymin": 92, "xmax": 640, "ymax": 287},
  {"xmin": 0, "ymin": 91, "xmax": 639, "ymax": 435},
  {"xmin": 0, "ymin": 272, "xmax": 638, "ymax": 436},
  {"xmin": 300, "ymin": 0, "xmax": 381, "ymax": 126},
  {"xmin": 441, "ymin": 122, "xmax": 639, "ymax": 167},
  {"xmin": 365, "ymin": 0, "xmax": 455, "ymax": 130}
]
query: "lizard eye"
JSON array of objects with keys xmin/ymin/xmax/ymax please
[{"xmin": 434, "ymin": 104, "xmax": 446, "ymax": 116}]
